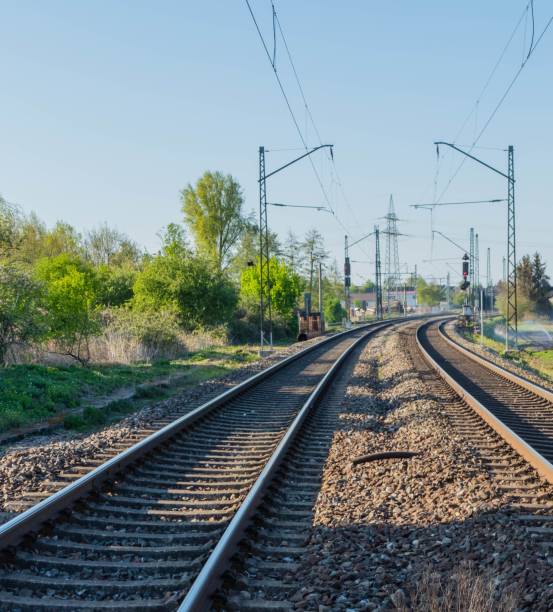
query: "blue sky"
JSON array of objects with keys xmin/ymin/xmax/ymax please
[{"xmin": 1, "ymin": 1, "xmax": 552, "ymax": 285}]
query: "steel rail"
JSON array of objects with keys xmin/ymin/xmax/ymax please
[
  {"xmin": 437, "ymin": 320, "xmax": 553, "ymax": 404},
  {"xmin": 178, "ymin": 321, "xmax": 389, "ymax": 611},
  {"xmin": 0, "ymin": 319, "xmax": 398, "ymax": 552},
  {"xmin": 416, "ymin": 319, "xmax": 553, "ymax": 484}
]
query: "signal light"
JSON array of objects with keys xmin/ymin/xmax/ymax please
[{"xmin": 462, "ymin": 253, "xmax": 469, "ymax": 279}]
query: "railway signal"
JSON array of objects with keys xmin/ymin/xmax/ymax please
[{"xmin": 460, "ymin": 253, "xmax": 470, "ymax": 291}]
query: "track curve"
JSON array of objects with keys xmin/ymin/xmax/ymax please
[{"xmin": 417, "ymin": 318, "xmax": 553, "ymax": 483}]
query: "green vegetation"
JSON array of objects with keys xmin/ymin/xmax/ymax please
[
  {"xmin": 463, "ymin": 316, "xmax": 553, "ymax": 384},
  {"xmin": 0, "ymin": 345, "xmax": 259, "ymax": 432},
  {"xmin": 1, "ymin": 171, "xmax": 352, "ymax": 434}
]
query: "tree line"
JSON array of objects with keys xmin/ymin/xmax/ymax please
[{"xmin": 0, "ymin": 171, "xmax": 346, "ymax": 366}]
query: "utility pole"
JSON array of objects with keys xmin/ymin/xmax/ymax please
[
  {"xmin": 469, "ymin": 228, "xmax": 475, "ymax": 311},
  {"xmin": 258, "ymin": 146, "xmax": 272, "ymax": 350},
  {"xmin": 433, "ymin": 141, "xmax": 517, "ymax": 349},
  {"xmin": 475, "ymin": 232, "xmax": 480, "ymax": 296},
  {"xmin": 374, "ymin": 225, "xmax": 383, "ymax": 320},
  {"xmin": 414, "ymin": 264, "xmax": 418, "ymax": 311},
  {"xmin": 506, "ymin": 145, "xmax": 517, "ymax": 350},
  {"xmin": 258, "ymin": 143, "xmax": 333, "ymax": 351},
  {"xmin": 384, "ymin": 195, "xmax": 401, "ymax": 310},
  {"xmin": 446, "ymin": 271, "xmax": 451, "ymax": 309},
  {"xmin": 318, "ymin": 261, "xmax": 323, "ymax": 328},
  {"xmin": 486, "ymin": 247, "xmax": 492, "ymax": 313},
  {"xmin": 344, "ymin": 235, "xmax": 351, "ymax": 325},
  {"xmin": 503, "ymin": 256, "xmax": 507, "ymax": 282}
]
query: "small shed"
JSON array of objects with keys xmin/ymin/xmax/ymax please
[{"xmin": 297, "ymin": 311, "xmax": 324, "ymax": 341}]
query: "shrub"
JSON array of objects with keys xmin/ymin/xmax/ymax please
[
  {"xmin": 97, "ymin": 307, "xmax": 186, "ymax": 363},
  {"xmin": 0, "ymin": 264, "xmax": 47, "ymax": 365}
]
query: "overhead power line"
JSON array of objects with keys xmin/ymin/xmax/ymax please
[
  {"xmin": 244, "ymin": 0, "xmax": 367, "ymax": 256},
  {"xmin": 436, "ymin": 3, "xmax": 553, "ymax": 202}
]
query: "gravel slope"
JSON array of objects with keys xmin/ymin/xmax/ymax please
[{"xmin": 294, "ymin": 324, "xmax": 553, "ymax": 611}]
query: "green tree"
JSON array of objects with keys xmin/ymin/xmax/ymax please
[
  {"xmin": 0, "ymin": 264, "xmax": 46, "ymax": 365},
  {"xmin": 0, "ymin": 196, "xmax": 21, "ymax": 260},
  {"xmin": 134, "ymin": 226, "xmax": 237, "ymax": 330},
  {"xmin": 16, "ymin": 216, "xmax": 82, "ymax": 263},
  {"xmin": 95, "ymin": 266, "xmax": 136, "ymax": 307},
  {"xmin": 416, "ymin": 278, "xmax": 444, "ymax": 306},
  {"xmin": 301, "ymin": 229, "xmax": 329, "ymax": 296},
  {"xmin": 181, "ymin": 171, "xmax": 248, "ymax": 271},
  {"xmin": 325, "ymin": 299, "xmax": 346, "ymax": 324},
  {"xmin": 240, "ymin": 257, "xmax": 301, "ymax": 322},
  {"xmin": 83, "ymin": 223, "xmax": 142, "ymax": 268},
  {"xmin": 35, "ymin": 255, "xmax": 100, "ymax": 364}
]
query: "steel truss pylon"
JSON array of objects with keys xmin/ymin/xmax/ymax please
[
  {"xmin": 383, "ymin": 195, "xmax": 401, "ymax": 312},
  {"xmin": 507, "ymin": 145, "xmax": 517, "ymax": 348},
  {"xmin": 258, "ymin": 146, "xmax": 272, "ymax": 348}
]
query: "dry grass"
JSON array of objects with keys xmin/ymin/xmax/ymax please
[{"xmin": 394, "ymin": 565, "xmax": 518, "ymax": 612}]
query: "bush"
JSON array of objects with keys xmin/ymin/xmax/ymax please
[
  {"xmin": 0, "ymin": 264, "xmax": 47, "ymax": 365},
  {"xmin": 97, "ymin": 307, "xmax": 186, "ymax": 363}
]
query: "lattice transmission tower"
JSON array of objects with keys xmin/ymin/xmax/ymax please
[{"xmin": 383, "ymin": 195, "xmax": 401, "ymax": 312}]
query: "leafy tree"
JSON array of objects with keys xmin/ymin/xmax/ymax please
[
  {"xmin": 229, "ymin": 222, "xmax": 280, "ymax": 279},
  {"xmin": 84, "ymin": 223, "xmax": 140, "ymax": 267},
  {"xmin": 283, "ymin": 231, "xmax": 301, "ymax": 272},
  {"xmin": 0, "ymin": 264, "xmax": 46, "ymax": 365},
  {"xmin": 416, "ymin": 277, "xmax": 444, "ymax": 306},
  {"xmin": 95, "ymin": 266, "xmax": 136, "ymax": 307},
  {"xmin": 325, "ymin": 298, "xmax": 346, "ymax": 324},
  {"xmin": 16, "ymin": 216, "xmax": 82, "ymax": 263},
  {"xmin": 181, "ymin": 171, "xmax": 248, "ymax": 271},
  {"xmin": 498, "ymin": 252, "xmax": 552, "ymax": 319},
  {"xmin": 134, "ymin": 227, "xmax": 237, "ymax": 330},
  {"xmin": 0, "ymin": 196, "xmax": 21, "ymax": 260},
  {"xmin": 240, "ymin": 257, "xmax": 301, "ymax": 322},
  {"xmin": 301, "ymin": 229, "xmax": 329, "ymax": 296},
  {"xmin": 35, "ymin": 255, "xmax": 100, "ymax": 364}
]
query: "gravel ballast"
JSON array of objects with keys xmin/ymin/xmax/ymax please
[{"xmin": 295, "ymin": 323, "xmax": 553, "ymax": 611}]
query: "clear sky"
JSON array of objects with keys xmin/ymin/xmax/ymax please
[{"xmin": 1, "ymin": 1, "xmax": 552, "ymax": 285}]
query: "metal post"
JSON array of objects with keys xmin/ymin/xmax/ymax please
[
  {"xmin": 318, "ymin": 261, "xmax": 323, "ymax": 328},
  {"xmin": 375, "ymin": 225, "xmax": 383, "ymax": 320},
  {"xmin": 258, "ymin": 146, "xmax": 267, "ymax": 351},
  {"xmin": 486, "ymin": 247, "xmax": 491, "ymax": 313},
  {"xmin": 446, "ymin": 272, "xmax": 451, "ymax": 310},
  {"xmin": 480, "ymin": 287, "xmax": 484, "ymax": 346},
  {"xmin": 414, "ymin": 264, "xmax": 418, "ymax": 311},
  {"xmin": 506, "ymin": 145, "xmax": 517, "ymax": 350},
  {"xmin": 469, "ymin": 228, "xmax": 475, "ymax": 311},
  {"xmin": 344, "ymin": 235, "xmax": 351, "ymax": 325},
  {"xmin": 403, "ymin": 283, "xmax": 407, "ymax": 316},
  {"xmin": 475, "ymin": 232, "xmax": 480, "ymax": 309}
]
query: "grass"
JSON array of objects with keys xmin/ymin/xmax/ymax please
[
  {"xmin": 462, "ymin": 316, "xmax": 553, "ymax": 383},
  {"xmin": 0, "ymin": 345, "xmax": 260, "ymax": 433}
]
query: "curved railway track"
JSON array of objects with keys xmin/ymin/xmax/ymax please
[
  {"xmin": 417, "ymin": 318, "xmax": 553, "ymax": 484},
  {"xmin": 0, "ymin": 320, "xmax": 393, "ymax": 611}
]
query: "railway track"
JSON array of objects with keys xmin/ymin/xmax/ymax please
[
  {"xmin": 0, "ymin": 320, "xmax": 392, "ymax": 611},
  {"xmin": 412, "ymin": 319, "xmax": 553, "ymax": 581}
]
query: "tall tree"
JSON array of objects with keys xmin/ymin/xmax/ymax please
[
  {"xmin": 283, "ymin": 231, "xmax": 301, "ymax": 272},
  {"xmin": 530, "ymin": 252, "xmax": 552, "ymax": 314},
  {"xmin": 301, "ymin": 229, "xmax": 329, "ymax": 296},
  {"xmin": 181, "ymin": 171, "xmax": 248, "ymax": 271},
  {"xmin": 0, "ymin": 196, "xmax": 21, "ymax": 260},
  {"xmin": 84, "ymin": 223, "xmax": 130, "ymax": 266}
]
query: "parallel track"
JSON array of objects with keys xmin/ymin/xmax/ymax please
[
  {"xmin": 416, "ymin": 319, "xmax": 553, "ymax": 483},
  {"xmin": 0, "ymin": 321, "xmax": 390, "ymax": 611}
]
